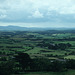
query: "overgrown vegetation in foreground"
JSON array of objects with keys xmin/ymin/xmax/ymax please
[
  {"xmin": 0, "ymin": 30, "xmax": 75, "ymax": 75},
  {"xmin": 0, "ymin": 53, "xmax": 75, "ymax": 75}
]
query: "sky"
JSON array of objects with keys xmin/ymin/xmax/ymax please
[{"xmin": 0, "ymin": 0, "xmax": 75, "ymax": 28}]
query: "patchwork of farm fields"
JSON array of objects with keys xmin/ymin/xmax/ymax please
[
  {"xmin": 0, "ymin": 30, "xmax": 75, "ymax": 60},
  {"xmin": 0, "ymin": 30, "xmax": 75, "ymax": 75}
]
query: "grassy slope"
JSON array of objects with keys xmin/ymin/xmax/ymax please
[{"xmin": 13, "ymin": 70, "xmax": 75, "ymax": 75}]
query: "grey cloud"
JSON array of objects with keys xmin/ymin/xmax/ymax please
[{"xmin": 0, "ymin": 0, "xmax": 75, "ymax": 26}]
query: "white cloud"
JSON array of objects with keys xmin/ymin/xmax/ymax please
[
  {"xmin": 59, "ymin": 6, "xmax": 75, "ymax": 14},
  {"xmin": 29, "ymin": 9, "xmax": 44, "ymax": 18},
  {"xmin": 0, "ymin": 0, "xmax": 74, "ymax": 14},
  {"xmin": 0, "ymin": 14, "xmax": 7, "ymax": 19}
]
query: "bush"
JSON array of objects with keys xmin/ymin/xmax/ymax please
[{"xmin": 0, "ymin": 61, "xmax": 15, "ymax": 75}]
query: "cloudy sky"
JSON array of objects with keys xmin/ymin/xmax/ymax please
[{"xmin": 0, "ymin": 0, "xmax": 75, "ymax": 27}]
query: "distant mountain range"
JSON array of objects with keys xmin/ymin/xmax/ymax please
[
  {"xmin": 0, "ymin": 26, "xmax": 28, "ymax": 31},
  {"xmin": 0, "ymin": 25, "xmax": 75, "ymax": 31}
]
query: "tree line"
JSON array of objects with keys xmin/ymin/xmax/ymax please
[{"xmin": 37, "ymin": 42, "xmax": 72, "ymax": 50}]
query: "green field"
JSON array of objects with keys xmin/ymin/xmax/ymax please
[
  {"xmin": 64, "ymin": 55, "xmax": 75, "ymax": 59},
  {"xmin": 13, "ymin": 70, "xmax": 75, "ymax": 75}
]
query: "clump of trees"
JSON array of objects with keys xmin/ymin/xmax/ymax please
[
  {"xmin": 15, "ymin": 53, "xmax": 32, "ymax": 71},
  {"xmin": 65, "ymin": 59, "xmax": 75, "ymax": 69},
  {"xmin": 0, "ymin": 53, "xmax": 75, "ymax": 74},
  {"xmin": 14, "ymin": 53, "xmax": 75, "ymax": 72},
  {"xmin": 0, "ymin": 61, "xmax": 15, "ymax": 75},
  {"xmin": 37, "ymin": 42, "xmax": 72, "ymax": 50}
]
